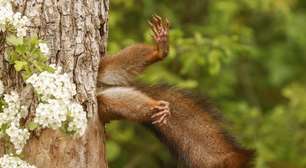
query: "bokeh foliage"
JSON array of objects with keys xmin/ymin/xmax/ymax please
[{"xmin": 106, "ymin": 0, "xmax": 306, "ymax": 167}]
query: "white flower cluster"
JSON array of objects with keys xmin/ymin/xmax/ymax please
[
  {"xmin": 0, "ymin": 154, "xmax": 36, "ymax": 168},
  {"xmin": 67, "ymin": 102, "xmax": 87, "ymax": 136},
  {"xmin": 0, "ymin": 92, "xmax": 26, "ymax": 125},
  {"xmin": 26, "ymin": 66, "xmax": 87, "ymax": 136},
  {"xmin": 0, "ymin": 0, "xmax": 29, "ymax": 37},
  {"xmin": 0, "ymin": 91, "xmax": 29, "ymax": 154},
  {"xmin": 34, "ymin": 99, "xmax": 67, "ymax": 129},
  {"xmin": 0, "ymin": 83, "xmax": 32, "ymax": 166},
  {"xmin": 6, "ymin": 122, "xmax": 30, "ymax": 154},
  {"xmin": 26, "ymin": 68, "xmax": 76, "ymax": 101}
]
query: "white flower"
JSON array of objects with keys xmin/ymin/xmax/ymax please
[
  {"xmin": 38, "ymin": 43, "xmax": 49, "ymax": 56},
  {"xmin": 27, "ymin": 66, "xmax": 87, "ymax": 137},
  {"xmin": 0, "ymin": 154, "xmax": 36, "ymax": 168},
  {"xmin": 0, "ymin": 1, "xmax": 29, "ymax": 37},
  {"xmin": 4, "ymin": 91, "xmax": 19, "ymax": 103},
  {"xmin": 0, "ymin": 91, "xmax": 26, "ymax": 126},
  {"xmin": 6, "ymin": 122, "xmax": 30, "ymax": 154},
  {"xmin": 34, "ymin": 99, "xmax": 68, "ymax": 129},
  {"xmin": 11, "ymin": 12, "xmax": 29, "ymax": 37},
  {"xmin": 26, "ymin": 67, "xmax": 76, "ymax": 101},
  {"xmin": 34, "ymin": 99, "xmax": 88, "ymax": 136},
  {"xmin": 67, "ymin": 101, "xmax": 87, "ymax": 136},
  {"xmin": 0, "ymin": 80, "xmax": 4, "ymax": 95},
  {"xmin": 16, "ymin": 26, "xmax": 27, "ymax": 37},
  {"xmin": 0, "ymin": 3, "xmax": 13, "ymax": 32},
  {"xmin": 0, "ymin": 91, "xmax": 29, "ymax": 154}
]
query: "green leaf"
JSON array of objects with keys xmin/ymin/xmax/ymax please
[
  {"xmin": 0, "ymin": 123, "xmax": 9, "ymax": 134},
  {"xmin": 45, "ymin": 66, "xmax": 56, "ymax": 73},
  {"xmin": 6, "ymin": 35, "xmax": 23, "ymax": 46},
  {"xmin": 28, "ymin": 36, "xmax": 39, "ymax": 46},
  {"xmin": 21, "ymin": 65, "xmax": 33, "ymax": 80},
  {"xmin": 27, "ymin": 122, "xmax": 39, "ymax": 131},
  {"xmin": 5, "ymin": 49, "xmax": 17, "ymax": 64},
  {"xmin": 14, "ymin": 61, "xmax": 27, "ymax": 71},
  {"xmin": 106, "ymin": 141, "xmax": 121, "ymax": 161},
  {"xmin": 15, "ymin": 45, "xmax": 27, "ymax": 55},
  {"xmin": 208, "ymin": 49, "xmax": 221, "ymax": 75}
]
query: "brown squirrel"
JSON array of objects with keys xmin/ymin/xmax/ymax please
[{"xmin": 97, "ymin": 15, "xmax": 254, "ymax": 168}]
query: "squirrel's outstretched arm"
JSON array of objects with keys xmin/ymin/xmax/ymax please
[
  {"xmin": 97, "ymin": 87, "xmax": 170, "ymax": 125},
  {"xmin": 97, "ymin": 16, "xmax": 171, "ymax": 125},
  {"xmin": 98, "ymin": 16, "xmax": 169, "ymax": 86}
]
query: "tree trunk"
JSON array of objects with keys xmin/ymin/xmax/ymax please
[{"xmin": 0, "ymin": 0, "xmax": 109, "ymax": 167}]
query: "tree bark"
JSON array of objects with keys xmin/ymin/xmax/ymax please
[{"xmin": 0, "ymin": 0, "xmax": 109, "ymax": 167}]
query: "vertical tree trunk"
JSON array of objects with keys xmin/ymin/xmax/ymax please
[{"xmin": 0, "ymin": 0, "xmax": 109, "ymax": 167}]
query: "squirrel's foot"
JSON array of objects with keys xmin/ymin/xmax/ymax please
[
  {"xmin": 151, "ymin": 100, "xmax": 170, "ymax": 125},
  {"xmin": 148, "ymin": 14, "xmax": 170, "ymax": 59}
]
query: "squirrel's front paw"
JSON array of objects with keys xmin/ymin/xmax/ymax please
[
  {"xmin": 151, "ymin": 100, "xmax": 171, "ymax": 125},
  {"xmin": 148, "ymin": 15, "xmax": 170, "ymax": 59}
]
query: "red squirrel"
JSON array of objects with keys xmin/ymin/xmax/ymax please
[{"xmin": 97, "ymin": 15, "xmax": 254, "ymax": 168}]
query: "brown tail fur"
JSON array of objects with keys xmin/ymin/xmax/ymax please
[{"xmin": 139, "ymin": 85, "xmax": 255, "ymax": 168}]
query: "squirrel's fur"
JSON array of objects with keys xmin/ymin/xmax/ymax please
[
  {"xmin": 97, "ymin": 16, "xmax": 254, "ymax": 168},
  {"xmin": 139, "ymin": 85, "xmax": 254, "ymax": 168}
]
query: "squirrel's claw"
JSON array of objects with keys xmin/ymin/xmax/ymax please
[
  {"xmin": 149, "ymin": 15, "xmax": 169, "ymax": 43},
  {"xmin": 152, "ymin": 113, "xmax": 168, "ymax": 125},
  {"xmin": 151, "ymin": 100, "xmax": 170, "ymax": 126}
]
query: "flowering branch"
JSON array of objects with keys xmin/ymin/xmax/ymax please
[{"xmin": 0, "ymin": 0, "xmax": 88, "ymax": 167}]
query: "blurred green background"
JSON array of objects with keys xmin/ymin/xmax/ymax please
[{"xmin": 105, "ymin": 0, "xmax": 306, "ymax": 167}]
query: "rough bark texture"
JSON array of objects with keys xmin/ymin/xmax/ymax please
[{"xmin": 0, "ymin": 0, "xmax": 109, "ymax": 167}]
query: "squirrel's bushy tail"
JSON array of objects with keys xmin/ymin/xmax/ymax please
[{"xmin": 139, "ymin": 84, "xmax": 255, "ymax": 168}]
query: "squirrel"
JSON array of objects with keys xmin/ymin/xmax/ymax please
[{"xmin": 96, "ymin": 15, "xmax": 254, "ymax": 168}]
